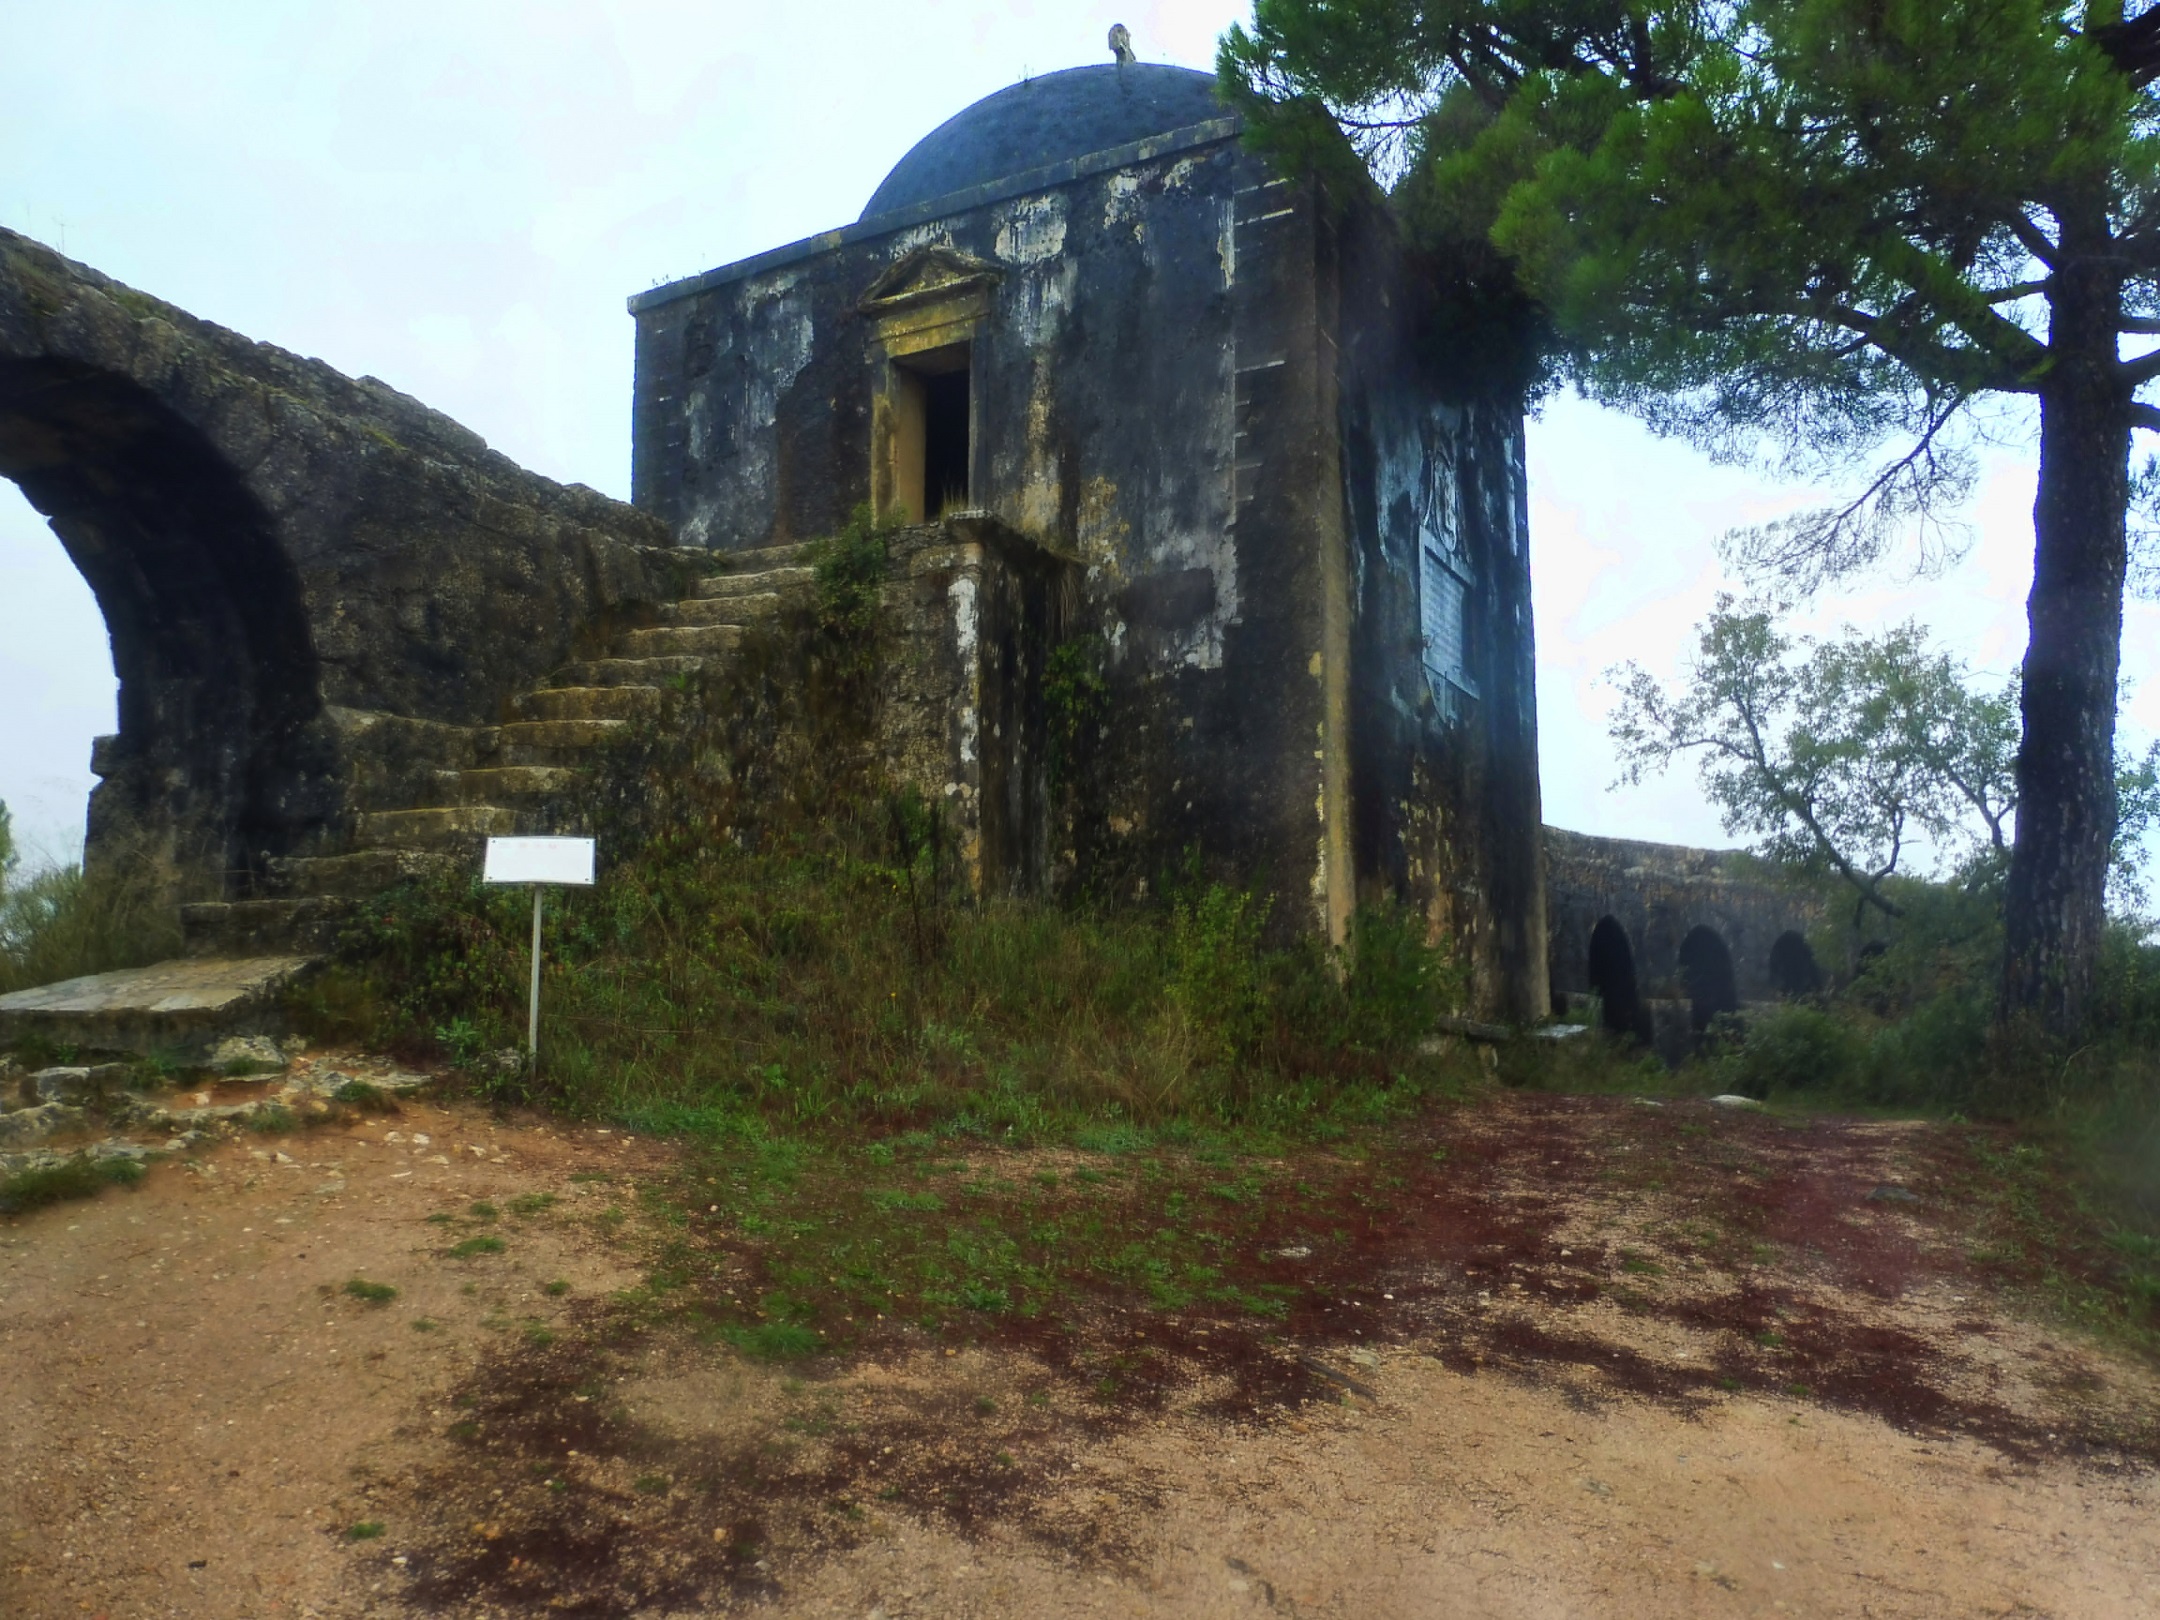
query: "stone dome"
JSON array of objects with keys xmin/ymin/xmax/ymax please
[{"xmin": 861, "ymin": 63, "xmax": 1224, "ymax": 222}]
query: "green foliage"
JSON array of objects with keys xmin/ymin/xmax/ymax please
[
  {"xmin": 1712, "ymin": 1003, "xmax": 1862, "ymax": 1099},
  {"xmin": 1225, "ymin": 1, "xmax": 2160, "ymax": 559},
  {"xmin": 448, "ymin": 1235, "xmax": 505, "ymax": 1259},
  {"xmin": 343, "ymin": 1278, "xmax": 398, "ymax": 1305},
  {"xmin": 1345, "ymin": 902, "xmax": 1469, "ymax": 1048},
  {"xmin": 722, "ymin": 1320, "xmax": 823, "ymax": 1361},
  {"xmin": 346, "ymin": 1521, "xmax": 386, "ymax": 1541},
  {"xmin": 804, "ymin": 502, "xmax": 897, "ymax": 651},
  {"xmin": 1168, "ymin": 883, "xmax": 1275, "ymax": 1068},
  {"xmin": 1611, "ymin": 598, "xmax": 2028, "ymax": 917},
  {"xmin": 331, "ymin": 1078, "xmax": 395, "ymax": 1113},
  {"xmin": 0, "ymin": 1153, "xmax": 144, "ymax": 1216},
  {"xmin": 0, "ymin": 852, "xmax": 182, "ymax": 996},
  {"xmin": 1043, "ymin": 636, "xmax": 1111, "ymax": 792}
]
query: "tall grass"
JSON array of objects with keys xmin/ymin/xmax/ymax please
[{"xmin": 293, "ymin": 809, "xmax": 1472, "ymax": 1143}]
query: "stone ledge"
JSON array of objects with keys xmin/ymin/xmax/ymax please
[{"xmin": 0, "ymin": 955, "xmax": 320, "ymax": 1059}]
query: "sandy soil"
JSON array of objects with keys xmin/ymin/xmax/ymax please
[{"xmin": 4, "ymin": 1075, "xmax": 2158, "ymax": 1619}]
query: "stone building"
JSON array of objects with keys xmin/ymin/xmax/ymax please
[
  {"xmin": 2, "ymin": 47, "xmax": 1812, "ymax": 1048},
  {"xmin": 628, "ymin": 59, "xmax": 1549, "ymax": 1022}
]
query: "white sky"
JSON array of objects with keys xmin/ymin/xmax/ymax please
[{"xmin": 2, "ymin": 1, "xmax": 2155, "ymax": 875}]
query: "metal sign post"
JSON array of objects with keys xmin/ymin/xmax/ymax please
[{"xmin": 482, "ymin": 836, "xmax": 596, "ymax": 1073}]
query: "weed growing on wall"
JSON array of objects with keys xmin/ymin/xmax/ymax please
[
  {"xmin": 1042, "ymin": 635, "xmax": 1110, "ymax": 792},
  {"xmin": 804, "ymin": 503, "xmax": 898, "ymax": 655}
]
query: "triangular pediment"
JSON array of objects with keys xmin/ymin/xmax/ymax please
[{"xmin": 857, "ymin": 246, "xmax": 1002, "ymax": 315}]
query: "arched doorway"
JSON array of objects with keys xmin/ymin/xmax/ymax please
[
  {"xmin": 1587, "ymin": 914, "xmax": 1643, "ymax": 1037},
  {"xmin": 1768, "ymin": 930, "xmax": 1822, "ymax": 997},
  {"xmin": 1678, "ymin": 925, "xmax": 1740, "ymax": 1030},
  {"xmin": 0, "ymin": 356, "xmax": 331, "ymax": 904}
]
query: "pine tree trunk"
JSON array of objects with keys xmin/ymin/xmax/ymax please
[{"xmin": 2001, "ymin": 263, "xmax": 2129, "ymax": 1037}]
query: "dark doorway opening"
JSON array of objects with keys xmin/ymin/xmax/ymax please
[
  {"xmin": 1587, "ymin": 915, "xmax": 1644, "ymax": 1038},
  {"xmin": 921, "ymin": 367, "xmax": 970, "ymax": 518},
  {"xmin": 1768, "ymin": 930, "xmax": 1823, "ymax": 997},
  {"xmin": 1678, "ymin": 925, "xmax": 1741, "ymax": 1030}
]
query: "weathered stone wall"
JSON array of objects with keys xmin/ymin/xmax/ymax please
[
  {"xmin": 877, "ymin": 518, "xmax": 1076, "ymax": 897},
  {"xmin": 1544, "ymin": 826, "xmax": 1824, "ymax": 1008},
  {"xmin": 0, "ymin": 229, "xmax": 678, "ymax": 903},
  {"xmin": 1334, "ymin": 193, "xmax": 1547, "ymax": 1025}
]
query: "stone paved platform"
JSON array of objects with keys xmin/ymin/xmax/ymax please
[{"xmin": 0, "ymin": 955, "xmax": 319, "ymax": 1058}]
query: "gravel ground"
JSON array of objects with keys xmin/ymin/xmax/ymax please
[{"xmin": 4, "ymin": 1077, "xmax": 2158, "ymax": 1618}]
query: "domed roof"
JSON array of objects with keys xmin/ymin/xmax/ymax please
[{"xmin": 861, "ymin": 64, "xmax": 1224, "ymax": 222}]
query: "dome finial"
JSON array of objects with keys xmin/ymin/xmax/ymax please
[{"xmin": 1108, "ymin": 23, "xmax": 1136, "ymax": 65}]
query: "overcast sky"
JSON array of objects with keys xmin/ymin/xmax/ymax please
[{"xmin": 3, "ymin": 1, "xmax": 2154, "ymax": 879}]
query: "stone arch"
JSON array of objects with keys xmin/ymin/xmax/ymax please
[
  {"xmin": 0, "ymin": 354, "xmax": 332, "ymax": 899},
  {"xmin": 1767, "ymin": 929, "xmax": 1822, "ymax": 997},
  {"xmin": 1586, "ymin": 914, "xmax": 1644, "ymax": 1038},
  {"xmin": 1678, "ymin": 924, "xmax": 1740, "ymax": 1031}
]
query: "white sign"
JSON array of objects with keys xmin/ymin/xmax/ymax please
[{"xmin": 483, "ymin": 836, "xmax": 595, "ymax": 887}]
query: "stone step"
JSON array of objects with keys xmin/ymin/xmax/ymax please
[
  {"xmin": 355, "ymin": 805, "xmax": 519, "ymax": 849},
  {"xmin": 0, "ymin": 954, "xmax": 320, "ymax": 1060},
  {"xmin": 447, "ymin": 765, "xmax": 587, "ymax": 803},
  {"xmin": 659, "ymin": 593, "xmax": 783, "ymax": 627},
  {"xmin": 617, "ymin": 624, "xmax": 746, "ymax": 658},
  {"xmin": 181, "ymin": 897, "xmax": 355, "ymax": 957},
  {"xmin": 510, "ymin": 685, "xmax": 661, "ymax": 723},
  {"xmin": 265, "ymin": 849, "xmax": 452, "ymax": 899},
  {"xmin": 496, "ymin": 718, "xmax": 626, "ymax": 752},
  {"xmin": 549, "ymin": 656, "xmax": 707, "ymax": 688},
  {"xmin": 710, "ymin": 541, "xmax": 813, "ymax": 573},
  {"xmin": 694, "ymin": 565, "xmax": 814, "ymax": 599}
]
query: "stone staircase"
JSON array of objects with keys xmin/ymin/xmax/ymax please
[{"xmin": 180, "ymin": 543, "xmax": 818, "ymax": 955}]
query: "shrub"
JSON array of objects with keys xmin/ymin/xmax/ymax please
[
  {"xmin": 804, "ymin": 503, "xmax": 896, "ymax": 649},
  {"xmin": 1168, "ymin": 882, "xmax": 1273, "ymax": 1069},
  {"xmin": 1714, "ymin": 1004, "xmax": 1862, "ymax": 1099},
  {"xmin": 0, "ymin": 849, "xmax": 182, "ymax": 996}
]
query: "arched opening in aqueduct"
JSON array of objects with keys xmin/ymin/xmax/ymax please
[{"xmin": 0, "ymin": 356, "xmax": 327, "ymax": 903}]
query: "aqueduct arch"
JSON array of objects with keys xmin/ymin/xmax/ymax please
[
  {"xmin": 0, "ymin": 354, "xmax": 332, "ymax": 896},
  {"xmin": 0, "ymin": 227, "xmax": 679, "ymax": 927},
  {"xmin": 1544, "ymin": 827, "xmax": 1825, "ymax": 1018}
]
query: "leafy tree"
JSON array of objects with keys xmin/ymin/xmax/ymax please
[
  {"xmin": 1612, "ymin": 601, "xmax": 2022, "ymax": 917},
  {"xmin": 1221, "ymin": 1, "xmax": 2160, "ymax": 1034},
  {"xmin": 0, "ymin": 799, "xmax": 14, "ymax": 891}
]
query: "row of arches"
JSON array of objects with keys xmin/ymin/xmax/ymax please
[{"xmin": 1585, "ymin": 914, "xmax": 1821, "ymax": 1038}]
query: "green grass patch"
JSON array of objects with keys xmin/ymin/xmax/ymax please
[
  {"xmin": 448, "ymin": 1235, "xmax": 505, "ymax": 1260},
  {"xmin": 343, "ymin": 1278, "xmax": 398, "ymax": 1305},
  {"xmin": 331, "ymin": 1078, "xmax": 395, "ymax": 1112},
  {"xmin": 0, "ymin": 1154, "xmax": 144, "ymax": 1216},
  {"xmin": 722, "ymin": 1320, "xmax": 823, "ymax": 1360},
  {"xmin": 346, "ymin": 1521, "xmax": 385, "ymax": 1541}
]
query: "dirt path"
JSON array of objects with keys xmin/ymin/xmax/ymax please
[{"xmin": 4, "ymin": 1079, "xmax": 2158, "ymax": 1618}]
